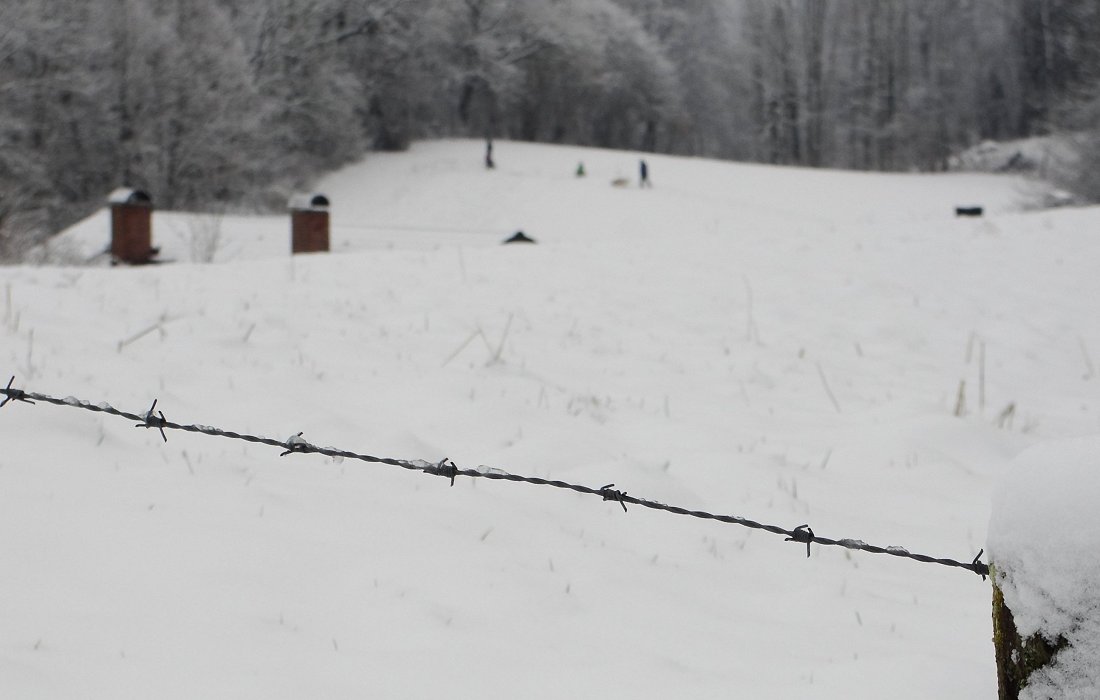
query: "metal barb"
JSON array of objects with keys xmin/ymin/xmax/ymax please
[
  {"xmin": 280, "ymin": 432, "xmax": 307, "ymax": 457},
  {"xmin": 433, "ymin": 458, "xmax": 459, "ymax": 486},
  {"xmin": 972, "ymin": 548, "xmax": 989, "ymax": 580},
  {"xmin": 0, "ymin": 376, "xmax": 34, "ymax": 408},
  {"xmin": 134, "ymin": 399, "xmax": 168, "ymax": 442},
  {"xmin": 600, "ymin": 483, "xmax": 628, "ymax": 512},
  {"xmin": 786, "ymin": 524, "xmax": 815, "ymax": 558}
]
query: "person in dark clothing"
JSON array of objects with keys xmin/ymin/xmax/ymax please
[
  {"xmin": 639, "ymin": 159, "xmax": 650, "ymax": 188},
  {"xmin": 485, "ymin": 139, "xmax": 495, "ymax": 169}
]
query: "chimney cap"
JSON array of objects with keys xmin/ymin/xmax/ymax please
[
  {"xmin": 108, "ymin": 187, "xmax": 152, "ymax": 206},
  {"xmin": 288, "ymin": 193, "xmax": 330, "ymax": 211}
]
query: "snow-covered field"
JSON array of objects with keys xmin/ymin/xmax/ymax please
[{"xmin": 3, "ymin": 140, "xmax": 1098, "ymax": 698}]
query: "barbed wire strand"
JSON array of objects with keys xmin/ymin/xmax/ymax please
[{"xmin": 1, "ymin": 377, "xmax": 989, "ymax": 580}]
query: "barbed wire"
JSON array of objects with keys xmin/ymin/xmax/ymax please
[{"xmin": 2, "ymin": 376, "xmax": 989, "ymax": 580}]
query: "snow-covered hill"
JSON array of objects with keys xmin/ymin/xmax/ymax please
[{"xmin": 3, "ymin": 140, "xmax": 1098, "ymax": 698}]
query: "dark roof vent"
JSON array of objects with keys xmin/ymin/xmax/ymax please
[{"xmin": 503, "ymin": 230, "xmax": 536, "ymax": 244}]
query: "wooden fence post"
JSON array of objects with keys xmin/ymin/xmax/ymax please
[
  {"xmin": 991, "ymin": 565, "xmax": 1067, "ymax": 700},
  {"xmin": 987, "ymin": 437, "xmax": 1100, "ymax": 699}
]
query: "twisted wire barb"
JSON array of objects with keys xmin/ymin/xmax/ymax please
[{"xmin": 2, "ymin": 378, "xmax": 989, "ymax": 580}]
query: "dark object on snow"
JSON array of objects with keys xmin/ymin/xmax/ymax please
[
  {"xmin": 576, "ymin": 161, "xmax": 586, "ymax": 177},
  {"xmin": 955, "ymin": 206, "xmax": 984, "ymax": 217},
  {"xmin": 639, "ymin": 159, "xmax": 650, "ymax": 188},
  {"xmin": 289, "ymin": 192, "xmax": 330, "ymax": 254},
  {"xmin": 503, "ymin": 230, "xmax": 536, "ymax": 244},
  {"xmin": 485, "ymin": 139, "xmax": 495, "ymax": 169},
  {"xmin": 109, "ymin": 187, "xmax": 157, "ymax": 265}
]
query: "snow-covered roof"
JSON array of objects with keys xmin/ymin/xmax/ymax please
[{"xmin": 46, "ymin": 209, "xmax": 290, "ymax": 265}]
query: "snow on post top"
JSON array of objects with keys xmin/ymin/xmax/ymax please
[{"xmin": 987, "ymin": 436, "xmax": 1100, "ymax": 698}]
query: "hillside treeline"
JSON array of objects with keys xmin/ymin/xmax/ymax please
[{"xmin": 2, "ymin": 0, "xmax": 1099, "ymax": 255}]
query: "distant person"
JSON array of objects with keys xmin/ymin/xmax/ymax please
[
  {"xmin": 485, "ymin": 139, "xmax": 495, "ymax": 169},
  {"xmin": 576, "ymin": 161, "xmax": 586, "ymax": 177},
  {"xmin": 639, "ymin": 159, "xmax": 650, "ymax": 188}
]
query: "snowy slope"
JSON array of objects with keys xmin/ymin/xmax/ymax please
[{"xmin": 3, "ymin": 140, "xmax": 1098, "ymax": 698}]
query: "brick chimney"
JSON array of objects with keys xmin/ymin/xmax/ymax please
[
  {"xmin": 108, "ymin": 188, "xmax": 154, "ymax": 264},
  {"xmin": 289, "ymin": 193, "xmax": 330, "ymax": 254}
]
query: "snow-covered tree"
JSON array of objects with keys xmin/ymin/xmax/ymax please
[
  {"xmin": 242, "ymin": 0, "xmax": 365, "ymax": 182},
  {"xmin": 7, "ymin": 0, "xmax": 1100, "ymax": 258}
]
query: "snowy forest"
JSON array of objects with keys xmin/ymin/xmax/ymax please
[{"xmin": 2, "ymin": 0, "xmax": 1099, "ymax": 255}]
